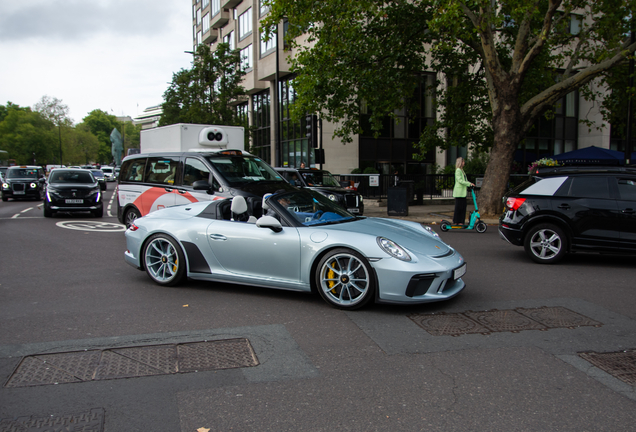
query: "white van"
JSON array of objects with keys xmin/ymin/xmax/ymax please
[{"xmin": 101, "ymin": 166, "xmax": 115, "ymax": 181}]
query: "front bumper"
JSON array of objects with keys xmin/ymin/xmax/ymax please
[{"xmin": 373, "ymin": 253, "xmax": 466, "ymax": 305}]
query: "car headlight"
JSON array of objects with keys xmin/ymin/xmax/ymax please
[
  {"xmin": 421, "ymin": 224, "xmax": 440, "ymax": 238},
  {"xmin": 1, "ymin": 183, "xmax": 8, "ymax": 189},
  {"xmin": 328, "ymin": 194, "xmax": 337, "ymax": 201},
  {"xmin": 377, "ymin": 237, "xmax": 411, "ymax": 261},
  {"xmin": 30, "ymin": 182, "xmax": 37, "ymax": 188}
]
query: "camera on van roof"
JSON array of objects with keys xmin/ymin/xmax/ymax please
[{"xmin": 198, "ymin": 127, "xmax": 229, "ymax": 147}]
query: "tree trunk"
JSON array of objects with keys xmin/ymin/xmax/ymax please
[{"xmin": 477, "ymin": 107, "xmax": 524, "ymax": 217}]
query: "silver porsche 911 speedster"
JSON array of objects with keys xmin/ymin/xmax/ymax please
[{"xmin": 124, "ymin": 189, "xmax": 466, "ymax": 310}]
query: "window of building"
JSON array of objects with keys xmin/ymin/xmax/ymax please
[
  {"xmin": 240, "ymin": 44, "xmax": 253, "ymax": 70},
  {"xmin": 259, "ymin": 0, "xmax": 270, "ymax": 16},
  {"xmin": 260, "ymin": 27, "xmax": 276, "ymax": 57},
  {"xmin": 239, "ymin": 7, "xmax": 252, "ymax": 40},
  {"xmin": 202, "ymin": 13, "xmax": 210, "ymax": 35},
  {"xmin": 196, "ymin": 8, "xmax": 201, "ymax": 25},
  {"xmin": 279, "ymin": 77, "xmax": 315, "ymax": 168},
  {"xmin": 197, "ymin": 30, "xmax": 202, "ymax": 46},
  {"xmin": 223, "ymin": 30, "xmax": 234, "ymax": 50},
  {"xmin": 211, "ymin": 0, "xmax": 220, "ymax": 16},
  {"xmin": 519, "ymin": 88, "xmax": 578, "ymax": 168},
  {"xmin": 252, "ymin": 91, "xmax": 271, "ymax": 162}
]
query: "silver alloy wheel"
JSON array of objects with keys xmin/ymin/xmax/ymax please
[
  {"xmin": 145, "ymin": 237, "xmax": 180, "ymax": 283},
  {"xmin": 529, "ymin": 228, "xmax": 562, "ymax": 260},
  {"xmin": 318, "ymin": 252, "xmax": 370, "ymax": 307}
]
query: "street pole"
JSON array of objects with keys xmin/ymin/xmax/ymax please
[
  {"xmin": 58, "ymin": 123, "xmax": 62, "ymax": 166},
  {"xmin": 626, "ymin": 25, "xmax": 635, "ymax": 165}
]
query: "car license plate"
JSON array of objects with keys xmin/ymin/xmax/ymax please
[
  {"xmin": 65, "ymin": 199, "xmax": 83, "ymax": 204},
  {"xmin": 14, "ymin": 191, "xmax": 25, "ymax": 195},
  {"xmin": 453, "ymin": 263, "xmax": 466, "ymax": 280}
]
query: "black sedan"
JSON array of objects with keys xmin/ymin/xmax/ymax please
[
  {"xmin": 1, "ymin": 166, "xmax": 46, "ymax": 201},
  {"xmin": 44, "ymin": 169, "xmax": 103, "ymax": 217}
]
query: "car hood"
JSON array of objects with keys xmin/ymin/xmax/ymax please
[
  {"xmin": 324, "ymin": 217, "xmax": 453, "ymax": 257},
  {"xmin": 310, "ymin": 186, "xmax": 354, "ymax": 194},
  {"xmin": 48, "ymin": 183, "xmax": 99, "ymax": 189},
  {"xmin": 231, "ymin": 181, "xmax": 295, "ymax": 196}
]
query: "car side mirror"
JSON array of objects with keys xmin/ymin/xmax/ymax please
[
  {"xmin": 256, "ymin": 215, "xmax": 283, "ymax": 233},
  {"xmin": 192, "ymin": 180, "xmax": 211, "ymax": 191}
]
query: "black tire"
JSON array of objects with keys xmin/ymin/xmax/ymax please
[
  {"xmin": 476, "ymin": 221, "xmax": 487, "ymax": 233},
  {"xmin": 524, "ymin": 223, "xmax": 567, "ymax": 264},
  {"xmin": 315, "ymin": 248, "xmax": 376, "ymax": 310},
  {"xmin": 92, "ymin": 207, "xmax": 103, "ymax": 218},
  {"xmin": 44, "ymin": 205, "xmax": 53, "ymax": 218},
  {"xmin": 440, "ymin": 220, "xmax": 451, "ymax": 232},
  {"xmin": 124, "ymin": 207, "xmax": 141, "ymax": 228},
  {"xmin": 2, "ymin": 195, "xmax": 7, "ymax": 202},
  {"xmin": 142, "ymin": 233, "xmax": 187, "ymax": 286}
]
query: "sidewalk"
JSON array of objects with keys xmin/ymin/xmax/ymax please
[{"xmin": 362, "ymin": 198, "xmax": 501, "ymax": 225}]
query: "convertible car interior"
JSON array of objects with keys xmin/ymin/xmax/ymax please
[{"xmin": 196, "ymin": 196, "xmax": 264, "ymax": 223}]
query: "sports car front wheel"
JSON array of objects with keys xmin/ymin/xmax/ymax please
[
  {"xmin": 143, "ymin": 234, "xmax": 186, "ymax": 286},
  {"xmin": 315, "ymin": 248, "xmax": 376, "ymax": 310}
]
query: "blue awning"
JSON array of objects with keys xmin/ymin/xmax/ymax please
[{"xmin": 553, "ymin": 146, "xmax": 625, "ymax": 165}]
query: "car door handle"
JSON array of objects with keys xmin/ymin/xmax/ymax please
[
  {"xmin": 621, "ymin": 208, "xmax": 635, "ymax": 214},
  {"xmin": 164, "ymin": 187, "xmax": 173, "ymax": 192},
  {"xmin": 209, "ymin": 234, "xmax": 227, "ymax": 241},
  {"xmin": 557, "ymin": 204, "xmax": 570, "ymax": 210}
]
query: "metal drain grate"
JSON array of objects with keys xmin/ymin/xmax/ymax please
[
  {"xmin": 408, "ymin": 306, "xmax": 602, "ymax": 336},
  {"xmin": 579, "ymin": 350, "xmax": 636, "ymax": 386},
  {"xmin": 5, "ymin": 338, "xmax": 259, "ymax": 388},
  {"xmin": 0, "ymin": 408, "xmax": 104, "ymax": 432}
]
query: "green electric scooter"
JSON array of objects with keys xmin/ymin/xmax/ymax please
[{"xmin": 440, "ymin": 187, "xmax": 487, "ymax": 233}]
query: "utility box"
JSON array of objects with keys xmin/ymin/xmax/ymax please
[
  {"xmin": 387, "ymin": 186, "xmax": 408, "ymax": 216},
  {"xmin": 140, "ymin": 123, "xmax": 245, "ymax": 153}
]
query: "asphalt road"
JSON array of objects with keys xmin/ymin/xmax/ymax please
[{"xmin": 1, "ymin": 190, "xmax": 635, "ymax": 432}]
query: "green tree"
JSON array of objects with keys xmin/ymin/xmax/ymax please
[
  {"xmin": 63, "ymin": 124, "xmax": 101, "ymax": 165},
  {"xmin": 264, "ymin": 0, "xmax": 636, "ymax": 215},
  {"xmin": 33, "ymin": 95, "xmax": 73, "ymax": 166},
  {"xmin": 160, "ymin": 43, "xmax": 247, "ymax": 127},
  {"xmin": 0, "ymin": 103, "xmax": 57, "ymax": 165}
]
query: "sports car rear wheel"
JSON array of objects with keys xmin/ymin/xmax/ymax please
[
  {"xmin": 143, "ymin": 234, "xmax": 186, "ymax": 286},
  {"xmin": 315, "ymin": 248, "xmax": 375, "ymax": 310}
]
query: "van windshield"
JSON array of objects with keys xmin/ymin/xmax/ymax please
[{"xmin": 206, "ymin": 155, "xmax": 284, "ymax": 186}]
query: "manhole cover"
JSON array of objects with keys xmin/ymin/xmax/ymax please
[
  {"xmin": 0, "ymin": 408, "xmax": 104, "ymax": 432},
  {"xmin": 409, "ymin": 307, "xmax": 603, "ymax": 337},
  {"xmin": 408, "ymin": 312, "xmax": 490, "ymax": 336},
  {"xmin": 579, "ymin": 350, "xmax": 636, "ymax": 386},
  {"xmin": 5, "ymin": 339, "xmax": 259, "ymax": 388}
]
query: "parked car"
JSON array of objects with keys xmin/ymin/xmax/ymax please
[
  {"xmin": 101, "ymin": 166, "xmax": 116, "ymax": 181},
  {"xmin": 499, "ymin": 166, "xmax": 636, "ymax": 263},
  {"xmin": 1, "ymin": 166, "xmax": 46, "ymax": 201},
  {"xmin": 90, "ymin": 169, "xmax": 107, "ymax": 191},
  {"xmin": 44, "ymin": 168, "xmax": 103, "ymax": 217},
  {"xmin": 276, "ymin": 167, "xmax": 364, "ymax": 215},
  {"xmin": 124, "ymin": 189, "xmax": 466, "ymax": 310}
]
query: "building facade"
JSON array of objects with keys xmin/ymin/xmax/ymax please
[{"xmin": 192, "ymin": 0, "xmax": 617, "ymax": 174}]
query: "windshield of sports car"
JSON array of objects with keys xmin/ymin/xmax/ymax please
[
  {"xmin": 272, "ymin": 190, "xmax": 356, "ymax": 226},
  {"xmin": 206, "ymin": 154, "xmax": 285, "ymax": 186},
  {"xmin": 49, "ymin": 170, "xmax": 95, "ymax": 184},
  {"xmin": 7, "ymin": 168, "xmax": 39, "ymax": 179},
  {"xmin": 301, "ymin": 170, "xmax": 341, "ymax": 187}
]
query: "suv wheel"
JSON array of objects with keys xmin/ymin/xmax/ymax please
[{"xmin": 524, "ymin": 223, "xmax": 567, "ymax": 264}]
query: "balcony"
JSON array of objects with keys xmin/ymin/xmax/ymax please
[
  {"xmin": 211, "ymin": 9, "xmax": 230, "ymax": 28},
  {"xmin": 202, "ymin": 28, "xmax": 219, "ymax": 44},
  {"xmin": 222, "ymin": 0, "xmax": 242, "ymax": 8}
]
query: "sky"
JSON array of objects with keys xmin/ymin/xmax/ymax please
[{"xmin": 0, "ymin": 0, "xmax": 194, "ymax": 124}]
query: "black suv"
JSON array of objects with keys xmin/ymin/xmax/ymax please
[
  {"xmin": 276, "ymin": 168, "xmax": 364, "ymax": 215},
  {"xmin": 1, "ymin": 166, "xmax": 46, "ymax": 201},
  {"xmin": 44, "ymin": 169, "xmax": 103, "ymax": 217},
  {"xmin": 499, "ymin": 166, "xmax": 636, "ymax": 263}
]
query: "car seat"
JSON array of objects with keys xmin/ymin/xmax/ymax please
[{"xmin": 231, "ymin": 196, "xmax": 256, "ymax": 223}]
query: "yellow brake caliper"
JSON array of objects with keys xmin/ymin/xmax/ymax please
[{"xmin": 328, "ymin": 259, "xmax": 337, "ymax": 294}]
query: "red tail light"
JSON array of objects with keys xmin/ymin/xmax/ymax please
[
  {"xmin": 129, "ymin": 223, "xmax": 139, "ymax": 231},
  {"xmin": 506, "ymin": 197, "xmax": 526, "ymax": 211}
]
